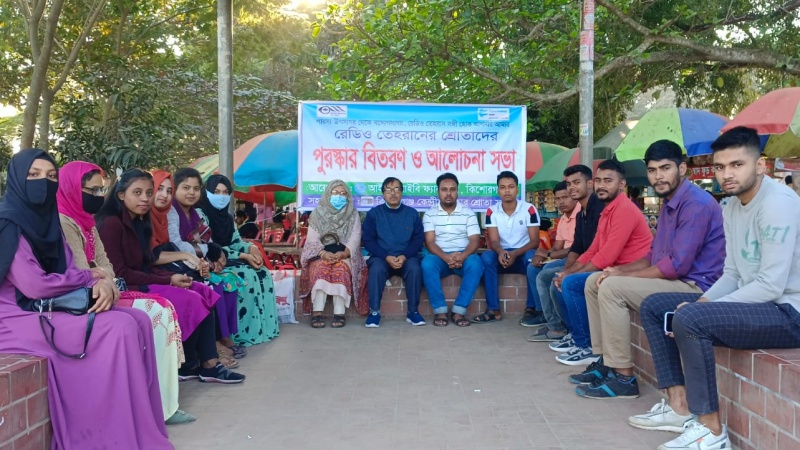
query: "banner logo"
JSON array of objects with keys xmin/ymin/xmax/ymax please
[{"xmin": 316, "ymin": 105, "xmax": 348, "ymax": 118}]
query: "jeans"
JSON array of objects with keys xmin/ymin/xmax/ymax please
[
  {"xmin": 560, "ymin": 272, "xmax": 597, "ymax": 349},
  {"xmin": 642, "ymin": 293, "xmax": 800, "ymax": 415},
  {"xmin": 367, "ymin": 256, "xmax": 422, "ymax": 313},
  {"xmin": 481, "ymin": 249, "xmax": 536, "ymax": 311},
  {"xmin": 421, "ymin": 253, "xmax": 483, "ymax": 315},
  {"xmin": 530, "ymin": 259, "xmax": 567, "ymax": 331}
]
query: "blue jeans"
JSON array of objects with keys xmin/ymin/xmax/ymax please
[
  {"xmin": 560, "ymin": 272, "xmax": 597, "ymax": 349},
  {"xmin": 421, "ymin": 253, "xmax": 483, "ymax": 315},
  {"xmin": 481, "ymin": 249, "xmax": 536, "ymax": 311},
  {"xmin": 530, "ymin": 259, "xmax": 566, "ymax": 331},
  {"xmin": 367, "ymin": 256, "xmax": 422, "ymax": 313}
]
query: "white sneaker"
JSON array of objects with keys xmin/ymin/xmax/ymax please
[
  {"xmin": 628, "ymin": 399, "xmax": 695, "ymax": 433},
  {"xmin": 548, "ymin": 333, "xmax": 575, "ymax": 353},
  {"xmin": 658, "ymin": 420, "xmax": 731, "ymax": 450}
]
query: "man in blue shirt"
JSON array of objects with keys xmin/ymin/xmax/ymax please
[{"xmin": 362, "ymin": 177, "xmax": 425, "ymax": 327}]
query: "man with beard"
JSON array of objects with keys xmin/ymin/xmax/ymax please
[
  {"xmin": 630, "ymin": 127, "xmax": 800, "ymax": 450},
  {"xmin": 553, "ymin": 159, "xmax": 653, "ymax": 365},
  {"xmin": 421, "ymin": 173, "xmax": 483, "ymax": 327},
  {"xmin": 571, "ymin": 140, "xmax": 725, "ymax": 399}
]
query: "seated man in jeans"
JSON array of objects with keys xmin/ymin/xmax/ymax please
[
  {"xmin": 633, "ymin": 127, "xmax": 800, "ymax": 450},
  {"xmin": 473, "ymin": 171, "xmax": 539, "ymax": 323},
  {"xmin": 524, "ymin": 181, "xmax": 580, "ymax": 329},
  {"xmin": 421, "ymin": 172, "xmax": 483, "ymax": 327},
  {"xmin": 572, "ymin": 140, "xmax": 725, "ymax": 399}
]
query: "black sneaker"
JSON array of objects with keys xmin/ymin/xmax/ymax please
[
  {"xmin": 199, "ymin": 363, "xmax": 246, "ymax": 384},
  {"xmin": 568, "ymin": 357, "xmax": 610, "ymax": 385},
  {"xmin": 575, "ymin": 371, "xmax": 640, "ymax": 399},
  {"xmin": 178, "ymin": 364, "xmax": 201, "ymax": 382}
]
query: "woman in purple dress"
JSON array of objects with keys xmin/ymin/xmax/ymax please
[{"xmin": 0, "ymin": 149, "xmax": 172, "ymax": 449}]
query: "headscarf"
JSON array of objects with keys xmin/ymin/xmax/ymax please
[
  {"xmin": 56, "ymin": 161, "xmax": 104, "ymax": 261},
  {"xmin": 150, "ymin": 170, "xmax": 173, "ymax": 248},
  {"xmin": 0, "ymin": 149, "xmax": 66, "ymax": 284},
  {"xmin": 308, "ymin": 179, "xmax": 356, "ymax": 243},
  {"xmin": 198, "ymin": 174, "xmax": 235, "ymax": 247}
]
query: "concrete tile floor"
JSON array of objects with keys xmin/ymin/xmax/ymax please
[{"xmin": 168, "ymin": 318, "xmax": 698, "ymax": 450}]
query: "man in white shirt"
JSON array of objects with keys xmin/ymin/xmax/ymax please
[
  {"xmin": 473, "ymin": 171, "xmax": 540, "ymax": 323},
  {"xmin": 422, "ymin": 172, "xmax": 483, "ymax": 327}
]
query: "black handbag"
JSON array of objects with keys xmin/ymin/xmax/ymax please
[{"xmin": 18, "ymin": 288, "xmax": 96, "ymax": 359}]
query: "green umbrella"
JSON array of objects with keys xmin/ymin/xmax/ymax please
[{"xmin": 526, "ymin": 148, "xmax": 580, "ymax": 192}]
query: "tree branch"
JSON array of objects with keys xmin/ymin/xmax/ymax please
[
  {"xmin": 51, "ymin": 0, "xmax": 108, "ymax": 94},
  {"xmin": 682, "ymin": 0, "xmax": 800, "ymax": 32}
]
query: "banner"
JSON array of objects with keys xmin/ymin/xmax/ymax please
[{"xmin": 298, "ymin": 102, "xmax": 526, "ymax": 211}]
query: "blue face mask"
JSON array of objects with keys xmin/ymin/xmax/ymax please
[
  {"xmin": 330, "ymin": 195, "xmax": 347, "ymax": 210},
  {"xmin": 206, "ymin": 191, "xmax": 231, "ymax": 210}
]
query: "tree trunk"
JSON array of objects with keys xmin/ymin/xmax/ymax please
[{"xmin": 38, "ymin": 89, "xmax": 54, "ymax": 150}]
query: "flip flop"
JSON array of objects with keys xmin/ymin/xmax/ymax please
[
  {"xmin": 433, "ymin": 314, "xmax": 448, "ymax": 327},
  {"xmin": 472, "ymin": 311, "xmax": 503, "ymax": 324}
]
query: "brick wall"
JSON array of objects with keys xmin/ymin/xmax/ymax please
[
  {"xmin": 0, "ymin": 355, "xmax": 51, "ymax": 450},
  {"xmin": 630, "ymin": 310, "xmax": 800, "ymax": 450},
  {"xmin": 294, "ymin": 273, "xmax": 530, "ymax": 320}
]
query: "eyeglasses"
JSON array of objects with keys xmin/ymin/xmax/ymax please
[
  {"xmin": 330, "ymin": 190, "xmax": 348, "ymax": 196},
  {"xmin": 82, "ymin": 186, "xmax": 108, "ymax": 196},
  {"xmin": 382, "ymin": 187, "xmax": 402, "ymax": 193}
]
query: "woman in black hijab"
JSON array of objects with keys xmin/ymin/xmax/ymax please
[{"xmin": 0, "ymin": 149, "xmax": 173, "ymax": 449}]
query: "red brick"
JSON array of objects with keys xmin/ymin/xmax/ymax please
[
  {"xmin": 501, "ymin": 274, "xmax": 526, "ymax": 287},
  {"xmin": 765, "ymin": 393, "xmax": 795, "ymax": 435},
  {"xmin": 26, "ymin": 390, "xmax": 48, "ymax": 426},
  {"xmin": 741, "ymin": 382, "xmax": 766, "ymax": 416},
  {"xmin": 0, "ymin": 373, "xmax": 8, "ymax": 409},
  {"xmin": 441, "ymin": 275, "xmax": 458, "ymax": 287},
  {"xmin": 781, "ymin": 363, "xmax": 800, "ymax": 404},
  {"xmin": 753, "ymin": 353, "xmax": 783, "ymax": 393},
  {"xmin": 502, "ymin": 298, "xmax": 526, "ymax": 314},
  {"xmin": 498, "ymin": 287, "xmax": 517, "ymax": 300},
  {"xmin": 751, "ymin": 416, "xmax": 778, "ymax": 450},
  {"xmin": 779, "ymin": 431, "xmax": 800, "ymax": 450},
  {"xmin": 717, "ymin": 368, "xmax": 740, "ymax": 402},
  {"xmin": 727, "ymin": 404, "xmax": 751, "ymax": 439},
  {"xmin": 730, "ymin": 349, "xmax": 755, "ymax": 379},
  {"xmin": 0, "ymin": 401, "xmax": 27, "ymax": 443},
  {"xmin": 0, "ymin": 443, "xmax": 11, "ymax": 450},
  {"xmin": 10, "ymin": 426, "xmax": 46, "ymax": 450},
  {"xmin": 729, "ymin": 436, "xmax": 757, "ymax": 450},
  {"xmin": 380, "ymin": 299, "xmax": 407, "ymax": 315},
  {"xmin": 769, "ymin": 349, "xmax": 800, "ymax": 360},
  {"xmin": 714, "ymin": 347, "xmax": 731, "ymax": 369},
  {"xmin": 8, "ymin": 360, "xmax": 41, "ymax": 402}
]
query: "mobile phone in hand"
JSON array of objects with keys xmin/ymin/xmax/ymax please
[{"xmin": 663, "ymin": 311, "xmax": 675, "ymax": 334}]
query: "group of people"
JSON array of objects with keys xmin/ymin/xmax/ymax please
[
  {"xmin": 301, "ymin": 126, "xmax": 800, "ymax": 450},
  {"xmin": 0, "ymin": 152, "xmax": 281, "ymax": 449}
]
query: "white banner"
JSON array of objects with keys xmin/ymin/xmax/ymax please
[{"xmin": 297, "ymin": 101, "xmax": 527, "ymax": 212}]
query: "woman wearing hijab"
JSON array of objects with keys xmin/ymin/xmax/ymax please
[
  {"xmin": 0, "ymin": 149, "xmax": 172, "ymax": 449},
  {"xmin": 168, "ymin": 169, "xmax": 278, "ymax": 346},
  {"xmin": 96, "ymin": 168, "xmax": 245, "ymax": 384},
  {"xmin": 299, "ymin": 179, "xmax": 368, "ymax": 328},
  {"xmin": 151, "ymin": 170, "xmax": 243, "ymax": 363},
  {"xmin": 56, "ymin": 161, "xmax": 194, "ymax": 425}
]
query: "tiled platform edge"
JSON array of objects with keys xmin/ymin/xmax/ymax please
[
  {"xmin": 294, "ymin": 273, "xmax": 529, "ymax": 320},
  {"xmin": 0, "ymin": 354, "xmax": 51, "ymax": 450},
  {"xmin": 630, "ymin": 310, "xmax": 800, "ymax": 450}
]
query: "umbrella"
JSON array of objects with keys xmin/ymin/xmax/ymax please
[
  {"xmin": 525, "ymin": 141, "xmax": 570, "ymax": 179},
  {"xmin": 721, "ymin": 87, "xmax": 800, "ymax": 157},
  {"xmin": 614, "ymin": 108, "xmax": 729, "ymax": 161},
  {"xmin": 526, "ymin": 148, "xmax": 648, "ymax": 192},
  {"xmin": 593, "ymin": 120, "xmax": 638, "ymax": 156}
]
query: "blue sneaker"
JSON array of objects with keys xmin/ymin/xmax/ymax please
[
  {"xmin": 406, "ymin": 311, "xmax": 426, "ymax": 326},
  {"xmin": 365, "ymin": 311, "xmax": 381, "ymax": 328},
  {"xmin": 575, "ymin": 371, "xmax": 640, "ymax": 399},
  {"xmin": 568, "ymin": 357, "xmax": 610, "ymax": 385}
]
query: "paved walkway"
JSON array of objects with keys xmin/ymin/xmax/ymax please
[{"xmin": 169, "ymin": 318, "xmax": 687, "ymax": 450}]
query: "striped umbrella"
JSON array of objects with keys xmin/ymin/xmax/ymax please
[
  {"xmin": 525, "ymin": 141, "xmax": 570, "ymax": 180},
  {"xmin": 721, "ymin": 87, "xmax": 800, "ymax": 157}
]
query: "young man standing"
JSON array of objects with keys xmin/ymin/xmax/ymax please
[
  {"xmin": 554, "ymin": 159, "xmax": 652, "ymax": 365},
  {"xmin": 523, "ymin": 181, "xmax": 580, "ymax": 329},
  {"xmin": 632, "ymin": 127, "xmax": 800, "ymax": 450},
  {"xmin": 422, "ymin": 173, "xmax": 483, "ymax": 327},
  {"xmin": 362, "ymin": 177, "xmax": 425, "ymax": 328},
  {"xmin": 573, "ymin": 140, "xmax": 725, "ymax": 399},
  {"xmin": 473, "ymin": 171, "xmax": 540, "ymax": 323}
]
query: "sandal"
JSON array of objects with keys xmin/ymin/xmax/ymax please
[
  {"xmin": 218, "ymin": 354, "xmax": 239, "ymax": 369},
  {"xmin": 228, "ymin": 344, "xmax": 247, "ymax": 359},
  {"xmin": 331, "ymin": 315, "xmax": 346, "ymax": 328},
  {"xmin": 311, "ymin": 315, "xmax": 325, "ymax": 329},
  {"xmin": 433, "ymin": 314, "xmax": 448, "ymax": 327},
  {"xmin": 472, "ymin": 311, "xmax": 503, "ymax": 324},
  {"xmin": 450, "ymin": 312, "xmax": 471, "ymax": 327}
]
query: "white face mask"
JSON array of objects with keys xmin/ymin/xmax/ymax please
[{"xmin": 206, "ymin": 191, "xmax": 231, "ymax": 209}]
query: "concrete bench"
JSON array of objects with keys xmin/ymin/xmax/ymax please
[{"xmin": 0, "ymin": 354, "xmax": 51, "ymax": 450}]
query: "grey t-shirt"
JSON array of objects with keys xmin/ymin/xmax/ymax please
[{"xmin": 704, "ymin": 176, "xmax": 800, "ymax": 311}]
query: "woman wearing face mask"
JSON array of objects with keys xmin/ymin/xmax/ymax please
[
  {"xmin": 299, "ymin": 179, "xmax": 368, "ymax": 328},
  {"xmin": 56, "ymin": 161, "xmax": 195, "ymax": 425},
  {"xmin": 96, "ymin": 169, "xmax": 245, "ymax": 384},
  {"xmin": 151, "ymin": 170, "xmax": 243, "ymax": 364},
  {"xmin": 0, "ymin": 149, "xmax": 173, "ymax": 449},
  {"xmin": 169, "ymin": 170, "xmax": 278, "ymax": 346}
]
